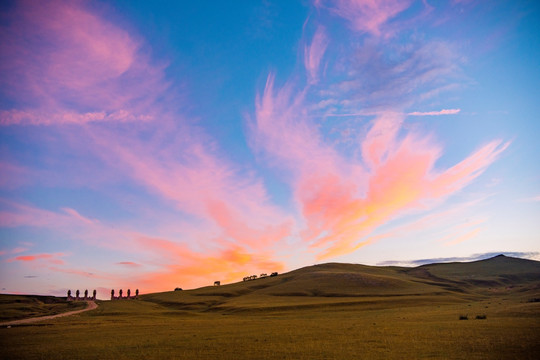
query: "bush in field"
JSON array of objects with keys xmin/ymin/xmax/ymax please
[
  {"xmin": 459, "ymin": 315, "xmax": 468, "ymax": 320},
  {"xmin": 475, "ymin": 314, "xmax": 487, "ymax": 320}
]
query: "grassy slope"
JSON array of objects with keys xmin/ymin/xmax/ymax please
[
  {"xmin": 1, "ymin": 255, "xmax": 539, "ymax": 359},
  {"xmin": 141, "ymin": 255, "xmax": 540, "ymax": 313},
  {"xmin": 0, "ymin": 294, "xmax": 87, "ymax": 322}
]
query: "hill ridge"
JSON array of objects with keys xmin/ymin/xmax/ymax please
[{"xmin": 138, "ymin": 255, "xmax": 540, "ymax": 313}]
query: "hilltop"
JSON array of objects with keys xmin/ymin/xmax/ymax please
[{"xmin": 141, "ymin": 255, "xmax": 540, "ymax": 313}]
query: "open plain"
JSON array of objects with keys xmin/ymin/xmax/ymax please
[{"xmin": 1, "ymin": 255, "xmax": 539, "ymax": 359}]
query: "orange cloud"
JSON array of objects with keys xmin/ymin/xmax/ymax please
[
  {"xmin": 134, "ymin": 236, "xmax": 284, "ymax": 292},
  {"xmin": 0, "ymin": 198, "xmax": 286, "ymax": 291},
  {"xmin": 116, "ymin": 261, "xmax": 141, "ymax": 267},
  {"xmin": 8, "ymin": 253, "xmax": 65, "ymax": 265},
  {"xmin": 253, "ymin": 76, "xmax": 509, "ymax": 260}
]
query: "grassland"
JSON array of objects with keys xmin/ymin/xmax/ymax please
[
  {"xmin": 1, "ymin": 255, "xmax": 539, "ymax": 359},
  {"xmin": 0, "ymin": 294, "xmax": 87, "ymax": 322}
]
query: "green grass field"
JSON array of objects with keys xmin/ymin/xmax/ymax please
[
  {"xmin": 0, "ymin": 294, "xmax": 87, "ymax": 322},
  {"xmin": 1, "ymin": 255, "xmax": 539, "ymax": 359}
]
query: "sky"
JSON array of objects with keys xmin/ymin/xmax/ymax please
[{"xmin": 0, "ymin": 0, "xmax": 539, "ymax": 299}]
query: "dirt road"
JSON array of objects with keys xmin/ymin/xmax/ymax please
[{"xmin": 0, "ymin": 300, "xmax": 98, "ymax": 326}]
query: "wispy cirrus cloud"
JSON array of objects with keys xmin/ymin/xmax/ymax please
[
  {"xmin": 250, "ymin": 2, "xmax": 509, "ymax": 260},
  {"xmin": 316, "ymin": 0, "xmax": 412, "ymax": 37},
  {"xmin": 408, "ymin": 109, "xmax": 461, "ymax": 116},
  {"xmin": 324, "ymin": 40, "xmax": 462, "ymax": 114},
  {"xmin": 8, "ymin": 253, "xmax": 66, "ymax": 265},
  {"xmin": 0, "ymin": 0, "xmax": 165, "ymax": 126},
  {"xmin": 519, "ymin": 195, "xmax": 540, "ymax": 203},
  {"xmin": 0, "ymin": 199, "xmax": 96, "ymax": 229},
  {"xmin": 116, "ymin": 261, "xmax": 141, "ymax": 268},
  {"xmin": 253, "ymin": 75, "xmax": 508, "ymax": 259},
  {"xmin": 85, "ymin": 120, "xmax": 294, "ymax": 254},
  {"xmin": 304, "ymin": 26, "xmax": 329, "ymax": 84},
  {"xmin": 0, "ymin": 109, "xmax": 153, "ymax": 127}
]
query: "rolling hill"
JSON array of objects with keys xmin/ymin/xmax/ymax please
[
  {"xmin": 141, "ymin": 254, "xmax": 540, "ymax": 313},
  {"xmin": 2, "ymin": 255, "xmax": 539, "ymax": 360}
]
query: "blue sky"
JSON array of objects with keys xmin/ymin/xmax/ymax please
[{"xmin": 0, "ymin": 0, "xmax": 539, "ymax": 298}]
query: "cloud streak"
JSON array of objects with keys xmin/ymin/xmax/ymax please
[
  {"xmin": 305, "ymin": 26, "xmax": 329, "ymax": 84},
  {"xmin": 408, "ymin": 109, "xmax": 461, "ymax": 116},
  {"xmin": 8, "ymin": 253, "xmax": 65, "ymax": 265},
  {"xmin": 317, "ymin": 0, "xmax": 413, "ymax": 37}
]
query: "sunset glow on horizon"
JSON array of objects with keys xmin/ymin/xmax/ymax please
[{"xmin": 1, "ymin": 0, "xmax": 539, "ymax": 299}]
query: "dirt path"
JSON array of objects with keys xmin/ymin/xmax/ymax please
[{"xmin": 1, "ymin": 300, "xmax": 98, "ymax": 326}]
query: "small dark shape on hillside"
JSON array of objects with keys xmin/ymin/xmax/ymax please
[
  {"xmin": 174, "ymin": 287, "xmax": 182, "ymax": 291},
  {"xmin": 270, "ymin": 272, "xmax": 278, "ymax": 277},
  {"xmin": 528, "ymin": 298, "xmax": 540, "ymax": 303},
  {"xmin": 459, "ymin": 315, "xmax": 468, "ymax": 320},
  {"xmin": 475, "ymin": 314, "xmax": 487, "ymax": 320}
]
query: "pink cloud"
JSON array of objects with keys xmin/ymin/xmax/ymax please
[
  {"xmin": 245, "ymin": 4, "xmax": 504, "ymax": 260},
  {"xmin": 361, "ymin": 112, "xmax": 405, "ymax": 169},
  {"xmin": 0, "ymin": 200, "xmax": 141, "ymax": 259},
  {"xmin": 427, "ymin": 140, "xmax": 510, "ymax": 198},
  {"xmin": 83, "ymin": 114, "xmax": 294, "ymax": 256},
  {"xmin": 0, "ymin": 162, "xmax": 32, "ymax": 189},
  {"xmin": 47, "ymin": 266, "xmax": 110, "ymax": 279},
  {"xmin": 0, "ymin": 200, "xmax": 95, "ymax": 229},
  {"xmin": 1, "ymin": 194, "xmax": 288, "ymax": 292},
  {"xmin": 252, "ymin": 75, "xmax": 347, "ymax": 177},
  {"xmin": 116, "ymin": 261, "xmax": 141, "ymax": 267},
  {"xmin": 441, "ymin": 227, "xmax": 483, "ymax": 246},
  {"xmin": 0, "ymin": 0, "xmax": 515, "ymax": 293},
  {"xmin": 519, "ymin": 195, "xmax": 540, "ymax": 202},
  {"xmin": 317, "ymin": 0, "xmax": 413, "ymax": 37},
  {"xmin": 372, "ymin": 197, "xmax": 489, "ymax": 243},
  {"xmin": 0, "ymin": 243, "xmax": 33, "ymax": 257},
  {"xmin": 8, "ymin": 253, "xmax": 65, "ymax": 265},
  {"xmin": 408, "ymin": 109, "xmax": 461, "ymax": 116},
  {"xmin": 0, "ymin": 109, "xmax": 153, "ymax": 126},
  {"xmin": 61, "ymin": 208, "xmax": 96, "ymax": 225},
  {"xmin": 0, "ymin": 0, "xmax": 166, "ymax": 126},
  {"xmin": 304, "ymin": 26, "xmax": 329, "ymax": 84},
  {"xmin": 252, "ymin": 75, "xmax": 509, "ymax": 260},
  {"xmin": 130, "ymin": 234, "xmax": 286, "ymax": 292},
  {"xmin": 11, "ymin": 247, "xmax": 29, "ymax": 254},
  {"xmin": 137, "ymin": 243, "xmax": 285, "ymax": 292}
]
